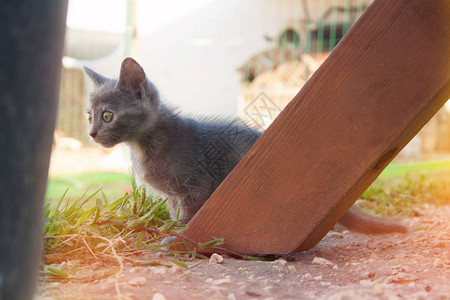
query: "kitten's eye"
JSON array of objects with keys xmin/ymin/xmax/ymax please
[
  {"xmin": 88, "ymin": 115, "xmax": 93, "ymax": 124},
  {"xmin": 103, "ymin": 111, "xmax": 113, "ymax": 122}
]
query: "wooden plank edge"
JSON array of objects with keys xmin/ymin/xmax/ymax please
[{"xmin": 296, "ymin": 80, "xmax": 450, "ymax": 251}]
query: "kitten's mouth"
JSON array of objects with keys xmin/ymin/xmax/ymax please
[{"xmin": 93, "ymin": 138, "xmax": 117, "ymax": 148}]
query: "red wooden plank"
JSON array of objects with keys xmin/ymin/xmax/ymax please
[{"xmin": 175, "ymin": 0, "xmax": 450, "ymax": 255}]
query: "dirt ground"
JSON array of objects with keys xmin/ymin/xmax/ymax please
[{"xmin": 35, "ymin": 203, "xmax": 449, "ymax": 300}]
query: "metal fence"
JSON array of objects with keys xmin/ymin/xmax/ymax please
[
  {"xmin": 238, "ymin": 1, "xmax": 370, "ymax": 128},
  {"xmin": 57, "ymin": 66, "xmax": 88, "ymax": 144}
]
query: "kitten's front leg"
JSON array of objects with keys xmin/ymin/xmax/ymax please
[
  {"xmin": 159, "ymin": 198, "xmax": 187, "ymax": 249},
  {"xmin": 159, "ymin": 235, "xmax": 179, "ymax": 250},
  {"xmin": 160, "ymin": 195, "xmax": 204, "ymax": 248},
  {"xmin": 159, "ymin": 197, "xmax": 184, "ymax": 249},
  {"xmin": 167, "ymin": 194, "xmax": 204, "ymax": 224},
  {"xmin": 166, "ymin": 196, "xmax": 189, "ymax": 223}
]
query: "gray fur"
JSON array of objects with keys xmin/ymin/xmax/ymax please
[
  {"xmin": 86, "ymin": 58, "xmax": 409, "ymax": 235},
  {"xmin": 86, "ymin": 58, "xmax": 260, "ymax": 221}
]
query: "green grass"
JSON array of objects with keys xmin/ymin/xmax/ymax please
[
  {"xmin": 46, "ymin": 172, "xmax": 132, "ymax": 208},
  {"xmin": 44, "ymin": 159, "xmax": 450, "ymax": 217},
  {"xmin": 359, "ymin": 159, "xmax": 450, "ymax": 217},
  {"xmin": 377, "ymin": 159, "xmax": 450, "ymax": 179},
  {"xmin": 45, "ymin": 159, "xmax": 450, "ymax": 209},
  {"xmin": 43, "ymin": 180, "xmax": 179, "ymax": 254},
  {"xmin": 42, "ymin": 178, "xmax": 229, "ymax": 279},
  {"xmin": 41, "ymin": 159, "xmax": 450, "ymax": 278}
]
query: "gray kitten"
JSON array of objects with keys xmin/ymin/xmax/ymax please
[{"xmin": 85, "ymin": 58, "xmax": 407, "ymax": 234}]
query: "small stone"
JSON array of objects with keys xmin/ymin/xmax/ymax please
[
  {"xmin": 433, "ymin": 258, "xmax": 444, "ymax": 268},
  {"xmin": 209, "ymin": 253, "xmax": 224, "ymax": 264},
  {"xmin": 213, "ymin": 278, "xmax": 231, "ymax": 285},
  {"xmin": 227, "ymin": 293, "xmax": 236, "ymax": 300},
  {"xmin": 210, "ymin": 286, "xmax": 228, "ymax": 291},
  {"xmin": 390, "ymin": 267, "xmax": 405, "ymax": 275},
  {"xmin": 288, "ymin": 265, "xmax": 297, "ymax": 273},
  {"xmin": 312, "ymin": 257, "xmax": 334, "ymax": 267},
  {"xmin": 152, "ymin": 293, "xmax": 167, "ymax": 300},
  {"xmin": 361, "ymin": 271, "xmax": 376, "ymax": 280},
  {"xmin": 273, "ymin": 258, "xmax": 287, "ymax": 265},
  {"xmin": 128, "ymin": 276, "xmax": 146, "ymax": 287},
  {"xmin": 327, "ymin": 231, "xmax": 343, "ymax": 239},
  {"xmin": 333, "ymin": 265, "xmax": 338, "ymax": 270},
  {"xmin": 313, "ymin": 275, "xmax": 322, "ymax": 280}
]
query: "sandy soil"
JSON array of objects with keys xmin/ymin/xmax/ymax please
[{"xmin": 35, "ymin": 204, "xmax": 449, "ymax": 300}]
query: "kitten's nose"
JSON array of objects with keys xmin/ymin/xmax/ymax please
[{"xmin": 90, "ymin": 131, "xmax": 97, "ymax": 138}]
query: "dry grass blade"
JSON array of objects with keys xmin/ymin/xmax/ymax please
[{"xmin": 42, "ymin": 177, "xmax": 239, "ymax": 295}]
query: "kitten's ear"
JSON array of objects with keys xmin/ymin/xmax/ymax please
[
  {"xmin": 117, "ymin": 57, "xmax": 148, "ymax": 100},
  {"xmin": 83, "ymin": 66, "xmax": 109, "ymax": 86}
]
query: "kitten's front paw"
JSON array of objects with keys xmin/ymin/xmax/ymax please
[{"xmin": 159, "ymin": 236, "xmax": 180, "ymax": 251}]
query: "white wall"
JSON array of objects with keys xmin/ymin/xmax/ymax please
[
  {"xmin": 137, "ymin": 0, "xmax": 309, "ymax": 116},
  {"xmin": 67, "ymin": 0, "xmax": 371, "ymax": 117}
]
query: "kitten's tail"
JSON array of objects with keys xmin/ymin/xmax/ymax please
[{"xmin": 339, "ymin": 208, "xmax": 409, "ymax": 234}]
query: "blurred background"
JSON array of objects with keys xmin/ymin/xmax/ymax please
[{"xmin": 48, "ymin": 0, "xmax": 450, "ymax": 203}]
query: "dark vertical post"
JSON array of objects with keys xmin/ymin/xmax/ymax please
[{"xmin": 0, "ymin": 1, "xmax": 68, "ymax": 299}]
